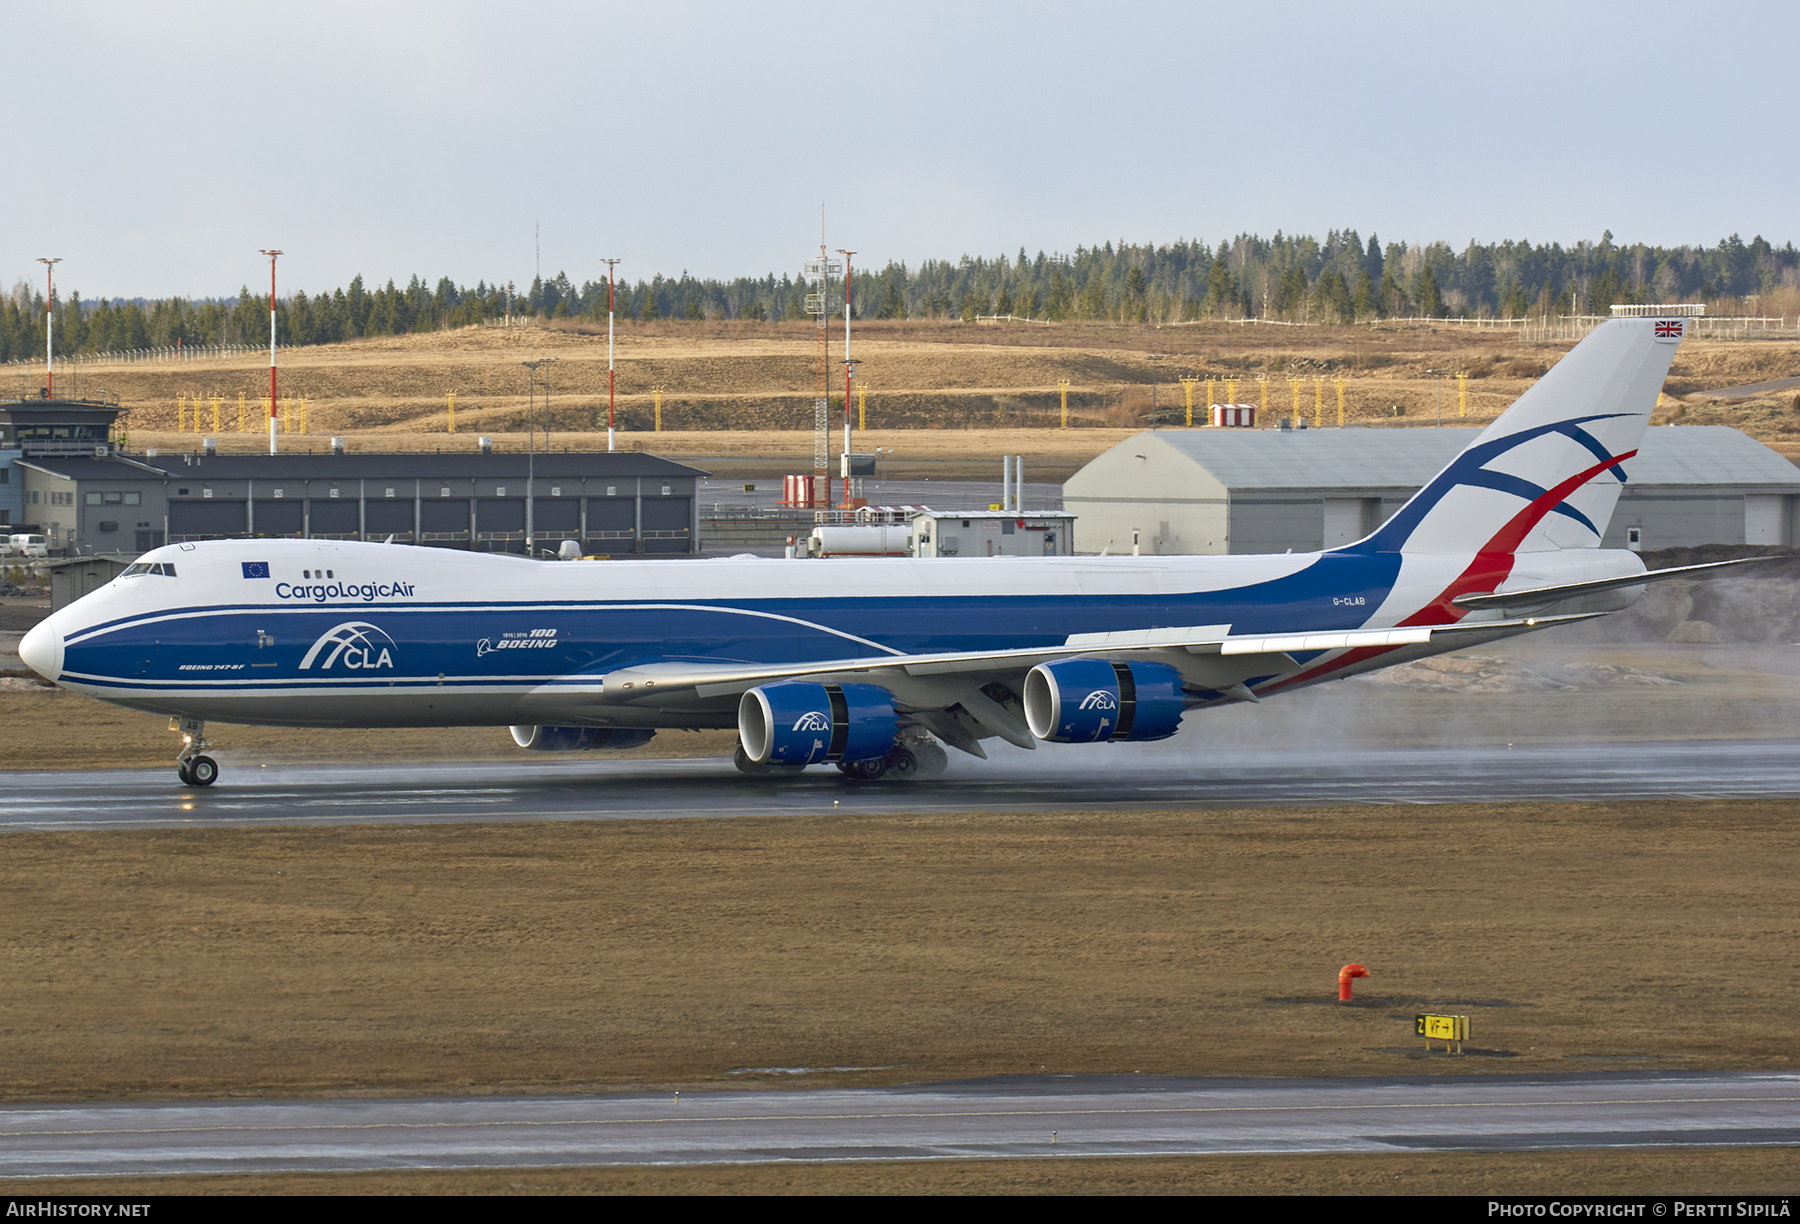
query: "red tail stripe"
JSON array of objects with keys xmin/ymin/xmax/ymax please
[{"xmin": 1259, "ymin": 448, "xmax": 1637, "ymax": 697}]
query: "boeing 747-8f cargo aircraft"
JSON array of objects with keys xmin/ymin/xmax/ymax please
[{"xmin": 20, "ymin": 311, "xmax": 1750, "ymax": 786}]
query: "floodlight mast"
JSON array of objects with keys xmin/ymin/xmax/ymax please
[
  {"xmin": 260, "ymin": 250, "xmax": 283, "ymax": 455},
  {"xmin": 37, "ymin": 258, "xmax": 60, "ymax": 397},
  {"xmin": 602, "ymin": 259, "xmax": 621, "ymax": 453}
]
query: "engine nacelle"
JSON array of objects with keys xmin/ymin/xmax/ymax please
[
  {"xmin": 1023, "ymin": 658, "xmax": 1187, "ymax": 743},
  {"xmin": 738, "ymin": 681, "xmax": 899, "ymax": 765},
  {"xmin": 509, "ymin": 725, "xmax": 658, "ymax": 752}
]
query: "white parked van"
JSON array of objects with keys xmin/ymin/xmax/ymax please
[{"xmin": 7, "ymin": 534, "xmax": 47, "ymax": 558}]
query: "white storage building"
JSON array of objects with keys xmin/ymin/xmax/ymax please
[{"xmin": 1063, "ymin": 426, "xmax": 1800, "ymax": 555}]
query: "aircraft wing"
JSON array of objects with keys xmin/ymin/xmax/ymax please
[{"xmin": 564, "ymin": 613, "xmax": 1599, "ymax": 755}]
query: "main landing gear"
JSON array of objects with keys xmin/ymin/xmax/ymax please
[
  {"xmin": 835, "ymin": 737, "xmax": 949, "ymax": 782},
  {"xmin": 732, "ymin": 735, "xmax": 950, "ymax": 782},
  {"xmin": 173, "ymin": 716, "xmax": 218, "ymax": 787}
]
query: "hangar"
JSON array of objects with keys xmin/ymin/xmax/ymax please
[
  {"xmin": 19, "ymin": 450, "xmax": 705, "ymax": 557},
  {"xmin": 1063, "ymin": 426, "xmax": 1800, "ymax": 555},
  {"xmin": 1, "ymin": 397, "xmax": 705, "ymax": 556}
]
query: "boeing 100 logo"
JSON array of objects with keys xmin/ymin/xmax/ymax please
[
  {"xmin": 476, "ymin": 628, "xmax": 559, "ymax": 657},
  {"xmin": 299, "ymin": 622, "xmax": 397, "ymax": 670}
]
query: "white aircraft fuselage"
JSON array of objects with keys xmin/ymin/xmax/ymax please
[
  {"xmin": 20, "ymin": 539, "xmax": 1647, "ymax": 731},
  {"xmin": 19, "ymin": 312, "xmax": 1709, "ymax": 785}
]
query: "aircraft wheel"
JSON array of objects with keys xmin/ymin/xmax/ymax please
[
  {"xmin": 176, "ymin": 760, "xmax": 193, "ymax": 785},
  {"xmin": 837, "ymin": 757, "xmax": 887, "ymax": 781},
  {"xmin": 187, "ymin": 756, "xmax": 219, "ymax": 787},
  {"xmin": 885, "ymin": 747, "xmax": 920, "ymax": 780},
  {"xmin": 909, "ymin": 741, "xmax": 948, "ymax": 779}
]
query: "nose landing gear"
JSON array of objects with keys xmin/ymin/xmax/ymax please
[{"xmin": 172, "ymin": 716, "xmax": 219, "ymax": 787}]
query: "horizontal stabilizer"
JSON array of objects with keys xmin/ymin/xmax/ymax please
[{"xmin": 1451, "ymin": 555, "xmax": 1780, "ymax": 613}]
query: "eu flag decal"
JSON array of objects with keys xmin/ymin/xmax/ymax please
[{"xmin": 241, "ymin": 561, "xmax": 271, "ymax": 579}]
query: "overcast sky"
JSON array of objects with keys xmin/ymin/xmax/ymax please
[{"xmin": 4, "ymin": 0, "xmax": 1793, "ymax": 299}]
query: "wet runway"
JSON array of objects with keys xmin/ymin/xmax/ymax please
[
  {"xmin": 5, "ymin": 738, "xmax": 1800, "ymax": 832},
  {"xmin": 3, "ymin": 1072, "xmax": 1794, "ymax": 1178}
]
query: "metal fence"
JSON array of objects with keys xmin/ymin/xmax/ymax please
[{"xmin": 2, "ymin": 343, "xmax": 261, "ymax": 368}]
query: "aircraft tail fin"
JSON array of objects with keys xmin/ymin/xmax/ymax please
[{"xmin": 1344, "ymin": 310, "xmax": 1695, "ymax": 556}]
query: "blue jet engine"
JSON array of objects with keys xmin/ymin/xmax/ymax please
[
  {"xmin": 739, "ymin": 681, "xmax": 899, "ymax": 765},
  {"xmin": 510, "ymin": 725, "xmax": 658, "ymax": 751},
  {"xmin": 1022, "ymin": 658, "xmax": 1188, "ymax": 743}
]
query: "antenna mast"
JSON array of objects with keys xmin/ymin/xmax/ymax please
[{"xmin": 803, "ymin": 222, "xmax": 842, "ymax": 513}]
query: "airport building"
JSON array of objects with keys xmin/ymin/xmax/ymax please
[
  {"xmin": 1064, "ymin": 426, "xmax": 1800, "ymax": 555},
  {"xmin": 907, "ymin": 509, "xmax": 1077, "ymax": 558},
  {"xmin": 1, "ymin": 396, "xmax": 705, "ymax": 556},
  {"xmin": 0, "ymin": 393, "xmax": 129, "ymax": 541}
]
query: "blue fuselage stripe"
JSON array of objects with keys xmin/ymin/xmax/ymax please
[{"xmin": 61, "ymin": 552, "xmax": 1405, "ymax": 693}]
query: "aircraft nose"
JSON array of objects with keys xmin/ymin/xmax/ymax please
[{"xmin": 19, "ymin": 618, "xmax": 63, "ymax": 683}]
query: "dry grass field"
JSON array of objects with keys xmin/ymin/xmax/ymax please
[
  {"xmin": 6, "ymin": 799, "xmax": 1795, "ymax": 1101},
  {"xmin": 32, "ymin": 319, "xmax": 1793, "ymax": 479},
  {"xmin": 0, "ymin": 800, "xmax": 1796, "ymax": 1194}
]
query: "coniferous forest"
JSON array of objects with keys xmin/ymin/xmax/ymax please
[{"xmin": 3, "ymin": 230, "xmax": 1795, "ymax": 363}]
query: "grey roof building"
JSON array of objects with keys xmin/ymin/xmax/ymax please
[
  {"xmin": 1064, "ymin": 426, "xmax": 1800, "ymax": 555},
  {"xmin": 16, "ymin": 449, "xmax": 707, "ymax": 557},
  {"xmin": 0, "ymin": 395, "xmax": 708, "ymax": 557}
]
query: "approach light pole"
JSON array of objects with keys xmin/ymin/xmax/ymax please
[
  {"xmin": 1426, "ymin": 368, "xmax": 1447, "ymax": 428},
  {"xmin": 260, "ymin": 250, "xmax": 283, "ymax": 454},
  {"xmin": 37, "ymin": 258, "xmax": 61, "ymax": 397},
  {"xmin": 602, "ymin": 258, "xmax": 621, "ymax": 452}
]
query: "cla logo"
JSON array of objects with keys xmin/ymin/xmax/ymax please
[
  {"xmin": 298, "ymin": 621, "xmax": 397, "ymax": 671},
  {"xmin": 1078, "ymin": 690, "xmax": 1117, "ymax": 711},
  {"xmin": 791, "ymin": 711, "xmax": 831, "ymax": 732}
]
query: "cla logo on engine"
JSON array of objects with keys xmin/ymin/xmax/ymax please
[
  {"xmin": 1078, "ymin": 690, "xmax": 1117, "ymax": 711},
  {"xmin": 791, "ymin": 712, "xmax": 831, "ymax": 732},
  {"xmin": 298, "ymin": 621, "xmax": 397, "ymax": 671}
]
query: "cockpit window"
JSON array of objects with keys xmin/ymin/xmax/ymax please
[{"xmin": 122, "ymin": 562, "xmax": 177, "ymax": 577}]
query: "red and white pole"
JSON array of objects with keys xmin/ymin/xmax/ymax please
[
  {"xmin": 260, "ymin": 250, "xmax": 282, "ymax": 454},
  {"xmin": 838, "ymin": 250, "xmax": 855, "ymax": 508},
  {"xmin": 603, "ymin": 258, "xmax": 620, "ymax": 453},
  {"xmin": 37, "ymin": 258, "xmax": 61, "ymax": 398}
]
